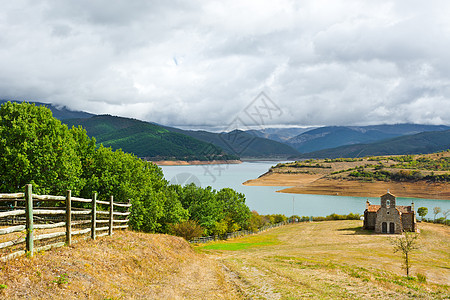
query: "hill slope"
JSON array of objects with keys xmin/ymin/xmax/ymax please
[
  {"xmin": 65, "ymin": 115, "xmax": 237, "ymax": 160},
  {"xmin": 291, "ymin": 129, "xmax": 450, "ymax": 159},
  {"xmin": 164, "ymin": 127, "xmax": 300, "ymax": 158},
  {"xmin": 0, "ymin": 231, "xmax": 238, "ymax": 299},
  {"xmin": 0, "ymin": 100, "xmax": 94, "ymax": 120},
  {"xmin": 287, "ymin": 124, "xmax": 450, "ymax": 153},
  {"xmin": 245, "ymin": 127, "xmax": 317, "ymax": 143}
]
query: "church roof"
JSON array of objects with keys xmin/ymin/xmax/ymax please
[
  {"xmin": 381, "ymin": 191, "xmax": 396, "ymax": 197},
  {"xmin": 367, "ymin": 205, "xmax": 380, "ymax": 212}
]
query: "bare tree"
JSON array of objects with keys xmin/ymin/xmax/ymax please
[
  {"xmin": 390, "ymin": 232, "xmax": 420, "ymax": 277},
  {"xmin": 443, "ymin": 209, "xmax": 450, "ymax": 221},
  {"xmin": 433, "ymin": 207, "xmax": 442, "ymax": 221}
]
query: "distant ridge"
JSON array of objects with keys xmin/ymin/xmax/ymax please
[
  {"xmin": 285, "ymin": 124, "xmax": 450, "ymax": 153},
  {"xmin": 163, "ymin": 127, "xmax": 300, "ymax": 158},
  {"xmin": 0, "ymin": 100, "xmax": 95, "ymax": 120},
  {"xmin": 290, "ymin": 129, "xmax": 450, "ymax": 159},
  {"xmin": 65, "ymin": 115, "xmax": 237, "ymax": 161}
]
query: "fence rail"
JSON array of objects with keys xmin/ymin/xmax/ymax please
[
  {"xmin": 0, "ymin": 184, "xmax": 131, "ymax": 262},
  {"xmin": 189, "ymin": 221, "xmax": 286, "ymax": 244}
]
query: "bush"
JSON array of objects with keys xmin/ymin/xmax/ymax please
[
  {"xmin": 168, "ymin": 220, "xmax": 204, "ymax": 241},
  {"xmin": 417, "ymin": 273, "xmax": 427, "ymax": 283}
]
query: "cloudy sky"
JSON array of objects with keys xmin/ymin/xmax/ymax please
[{"xmin": 1, "ymin": 0, "xmax": 450, "ymax": 129}]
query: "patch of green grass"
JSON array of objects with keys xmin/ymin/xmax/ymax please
[
  {"xmin": 201, "ymin": 241, "xmax": 276, "ymax": 251},
  {"xmin": 197, "ymin": 233, "xmax": 280, "ymax": 251}
]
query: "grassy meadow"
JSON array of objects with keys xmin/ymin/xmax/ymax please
[
  {"xmin": 197, "ymin": 220, "xmax": 449, "ymax": 299},
  {"xmin": 0, "ymin": 220, "xmax": 448, "ymax": 299}
]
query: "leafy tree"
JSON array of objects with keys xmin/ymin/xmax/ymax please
[
  {"xmin": 0, "ymin": 101, "xmax": 250, "ymax": 236},
  {"xmin": 0, "ymin": 102, "xmax": 83, "ymax": 195},
  {"xmin": 390, "ymin": 232, "xmax": 420, "ymax": 277},
  {"xmin": 417, "ymin": 207, "xmax": 428, "ymax": 221},
  {"xmin": 216, "ymin": 188, "xmax": 251, "ymax": 231},
  {"xmin": 433, "ymin": 207, "xmax": 442, "ymax": 221}
]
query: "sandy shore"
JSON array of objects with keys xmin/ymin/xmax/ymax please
[
  {"xmin": 154, "ymin": 160, "xmax": 242, "ymax": 166},
  {"xmin": 243, "ymin": 173, "xmax": 450, "ymax": 200}
]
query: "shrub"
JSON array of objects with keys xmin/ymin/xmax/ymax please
[
  {"xmin": 417, "ymin": 273, "xmax": 427, "ymax": 283},
  {"xmin": 168, "ymin": 220, "xmax": 204, "ymax": 241}
]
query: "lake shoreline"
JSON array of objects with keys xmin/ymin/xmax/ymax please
[
  {"xmin": 244, "ymin": 172, "xmax": 450, "ymax": 200},
  {"xmin": 153, "ymin": 159, "xmax": 242, "ymax": 166}
]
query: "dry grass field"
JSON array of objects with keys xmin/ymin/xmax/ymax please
[
  {"xmin": 198, "ymin": 221, "xmax": 450, "ymax": 299},
  {"xmin": 0, "ymin": 221, "xmax": 448, "ymax": 299},
  {"xmin": 0, "ymin": 231, "xmax": 239, "ymax": 299}
]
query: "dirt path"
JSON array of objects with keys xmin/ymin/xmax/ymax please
[{"xmin": 199, "ymin": 221, "xmax": 450, "ymax": 299}]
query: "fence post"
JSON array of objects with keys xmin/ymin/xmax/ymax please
[
  {"xmin": 109, "ymin": 195, "xmax": 113, "ymax": 236},
  {"xmin": 25, "ymin": 184, "xmax": 33, "ymax": 256},
  {"xmin": 91, "ymin": 193, "xmax": 97, "ymax": 240},
  {"xmin": 65, "ymin": 190, "xmax": 72, "ymax": 246}
]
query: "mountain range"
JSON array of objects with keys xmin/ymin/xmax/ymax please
[
  {"xmin": 2, "ymin": 100, "xmax": 449, "ymax": 160},
  {"xmin": 65, "ymin": 115, "xmax": 237, "ymax": 161},
  {"xmin": 249, "ymin": 124, "xmax": 450, "ymax": 153},
  {"xmin": 290, "ymin": 129, "xmax": 450, "ymax": 159}
]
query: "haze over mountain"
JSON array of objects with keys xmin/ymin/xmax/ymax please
[
  {"xmin": 285, "ymin": 124, "xmax": 450, "ymax": 153},
  {"xmin": 245, "ymin": 127, "xmax": 317, "ymax": 143},
  {"xmin": 0, "ymin": 100, "xmax": 94, "ymax": 120},
  {"xmin": 291, "ymin": 129, "xmax": 450, "ymax": 159}
]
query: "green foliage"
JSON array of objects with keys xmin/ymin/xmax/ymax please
[
  {"xmin": 0, "ymin": 102, "xmax": 249, "ymax": 235},
  {"xmin": 66, "ymin": 115, "xmax": 238, "ymax": 161},
  {"xmin": 417, "ymin": 207, "xmax": 428, "ymax": 219},
  {"xmin": 416, "ymin": 273, "xmax": 427, "ymax": 283},
  {"xmin": 52, "ymin": 273, "xmax": 69, "ymax": 285},
  {"xmin": 0, "ymin": 102, "xmax": 83, "ymax": 195},
  {"xmin": 176, "ymin": 184, "xmax": 251, "ymax": 236},
  {"xmin": 168, "ymin": 220, "xmax": 204, "ymax": 241},
  {"xmin": 247, "ymin": 211, "xmax": 288, "ymax": 232}
]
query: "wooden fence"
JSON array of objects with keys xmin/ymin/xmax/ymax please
[
  {"xmin": 0, "ymin": 184, "xmax": 131, "ymax": 261},
  {"xmin": 189, "ymin": 221, "xmax": 286, "ymax": 244}
]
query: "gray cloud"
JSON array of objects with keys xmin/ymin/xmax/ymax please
[{"xmin": 1, "ymin": 0, "xmax": 449, "ymax": 128}]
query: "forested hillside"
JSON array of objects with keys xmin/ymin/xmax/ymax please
[
  {"xmin": 164, "ymin": 127, "xmax": 300, "ymax": 158},
  {"xmin": 66, "ymin": 115, "xmax": 238, "ymax": 161},
  {"xmin": 0, "ymin": 102, "xmax": 250, "ymax": 238}
]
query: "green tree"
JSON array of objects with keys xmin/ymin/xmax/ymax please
[
  {"xmin": 417, "ymin": 207, "xmax": 428, "ymax": 221},
  {"xmin": 216, "ymin": 188, "xmax": 251, "ymax": 232},
  {"xmin": 0, "ymin": 102, "xmax": 83, "ymax": 195},
  {"xmin": 390, "ymin": 232, "xmax": 420, "ymax": 277}
]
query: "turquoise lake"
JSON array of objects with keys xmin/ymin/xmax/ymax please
[{"xmin": 160, "ymin": 162, "xmax": 450, "ymax": 217}]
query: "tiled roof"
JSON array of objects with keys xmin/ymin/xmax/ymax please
[{"xmin": 367, "ymin": 205, "xmax": 380, "ymax": 212}]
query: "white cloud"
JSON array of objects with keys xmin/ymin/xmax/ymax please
[{"xmin": 0, "ymin": 0, "xmax": 449, "ymax": 128}]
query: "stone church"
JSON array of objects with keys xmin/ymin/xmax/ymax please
[{"xmin": 363, "ymin": 192, "xmax": 416, "ymax": 234}]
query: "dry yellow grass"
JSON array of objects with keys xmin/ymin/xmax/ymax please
[
  {"xmin": 0, "ymin": 230, "xmax": 240, "ymax": 299},
  {"xmin": 1, "ymin": 222, "xmax": 448, "ymax": 299},
  {"xmin": 199, "ymin": 221, "xmax": 450, "ymax": 299}
]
